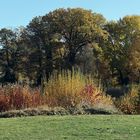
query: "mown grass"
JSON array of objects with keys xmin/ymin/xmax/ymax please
[{"xmin": 0, "ymin": 115, "xmax": 140, "ymax": 140}]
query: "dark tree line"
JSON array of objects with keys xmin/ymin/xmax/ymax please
[{"xmin": 0, "ymin": 8, "xmax": 140, "ymax": 87}]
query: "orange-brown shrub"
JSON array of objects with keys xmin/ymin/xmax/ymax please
[
  {"xmin": 0, "ymin": 94, "xmax": 10, "ymax": 112},
  {"xmin": 114, "ymin": 85, "xmax": 140, "ymax": 114},
  {"xmin": 0, "ymin": 85, "xmax": 45, "ymax": 112}
]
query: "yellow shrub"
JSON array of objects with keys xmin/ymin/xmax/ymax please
[{"xmin": 44, "ymin": 69, "xmax": 113, "ymax": 108}]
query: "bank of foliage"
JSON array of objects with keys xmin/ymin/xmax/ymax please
[
  {"xmin": 0, "ymin": 70, "xmax": 113, "ymax": 112},
  {"xmin": 0, "ymin": 8, "xmax": 140, "ymax": 86},
  {"xmin": 0, "ymin": 8, "xmax": 140, "ymax": 114}
]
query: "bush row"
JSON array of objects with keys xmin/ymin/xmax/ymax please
[
  {"xmin": 0, "ymin": 70, "xmax": 139, "ymax": 114},
  {"xmin": 0, "ymin": 70, "xmax": 113, "ymax": 112}
]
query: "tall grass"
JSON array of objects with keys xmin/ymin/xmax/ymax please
[{"xmin": 44, "ymin": 70, "xmax": 85, "ymax": 107}]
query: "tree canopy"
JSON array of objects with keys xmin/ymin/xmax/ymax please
[{"xmin": 0, "ymin": 8, "xmax": 140, "ymax": 87}]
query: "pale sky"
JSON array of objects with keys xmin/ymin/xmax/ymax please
[{"xmin": 0, "ymin": 0, "xmax": 140, "ymax": 28}]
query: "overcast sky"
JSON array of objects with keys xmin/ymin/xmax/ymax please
[{"xmin": 0, "ymin": 0, "xmax": 140, "ymax": 28}]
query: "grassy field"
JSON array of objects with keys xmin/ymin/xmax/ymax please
[{"xmin": 0, "ymin": 115, "xmax": 140, "ymax": 140}]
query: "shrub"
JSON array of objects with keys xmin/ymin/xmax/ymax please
[
  {"xmin": 0, "ymin": 94, "xmax": 10, "ymax": 112},
  {"xmin": 44, "ymin": 70, "xmax": 113, "ymax": 108},
  {"xmin": 0, "ymin": 85, "xmax": 45, "ymax": 112},
  {"xmin": 114, "ymin": 85, "xmax": 140, "ymax": 114},
  {"xmin": 0, "ymin": 70, "xmax": 113, "ymax": 112},
  {"xmin": 44, "ymin": 70, "xmax": 86, "ymax": 107}
]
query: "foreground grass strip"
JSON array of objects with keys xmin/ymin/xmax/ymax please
[{"xmin": 0, "ymin": 115, "xmax": 140, "ymax": 140}]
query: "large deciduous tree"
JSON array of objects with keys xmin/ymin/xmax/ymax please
[{"xmin": 43, "ymin": 8, "xmax": 108, "ymax": 69}]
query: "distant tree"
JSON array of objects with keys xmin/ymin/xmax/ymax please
[
  {"xmin": 0, "ymin": 28, "xmax": 18, "ymax": 83},
  {"xmin": 22, "ymin": 16, "xmax": 62, "ymax": 85},
  {"xmin": 104, "ymin": 16, "xmax": 140, "ymax": 86},
  {"xmin": 128, "ymin": 36, "xmax": 140, "ymax": 83}
]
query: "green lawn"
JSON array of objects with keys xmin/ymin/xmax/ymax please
[{"xmin": 0, "ymin": 115, "xmax": 140, "ymax": 140}]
